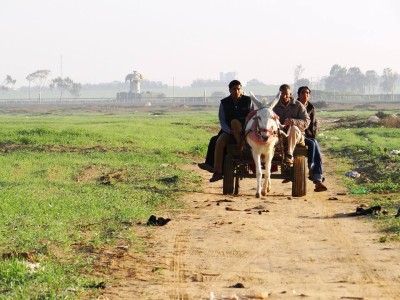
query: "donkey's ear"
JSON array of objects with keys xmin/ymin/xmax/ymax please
[
  {"xmin": 269, "ymin": 92, "xmax": 281, "ymax": 109},
  {"xmin": 249, "ymin": 91, "xmax": 263, "ymax": 108}
]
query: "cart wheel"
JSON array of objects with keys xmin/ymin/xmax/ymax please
[
  {"xmin": 223, "ymin": 154, "xmax": 234, "ymax": 195},
  {"xmin": 292, "ymin": 154, "xmax": 307, "ymax": 197}
]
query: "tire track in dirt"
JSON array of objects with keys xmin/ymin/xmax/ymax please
[
  {"xmin": 100, "ymin": 158, "xmax": 400, "ymax": 300},
  {"xmin": 319, "ymin": 198, "xmax": 400, "ymax": 299},
  {"xmin": 169, "ymin": 230, "xmax": 190, "ymax": 300}
]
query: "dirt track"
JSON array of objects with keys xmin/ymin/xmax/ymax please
[{"xmin": 99, "ymin": 157, "xmax": 400, "ymax": 300}]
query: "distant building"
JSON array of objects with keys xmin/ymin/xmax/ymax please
[{"xmin": 219, "ymin": 72, "xmax": 237, "ymax": 82}]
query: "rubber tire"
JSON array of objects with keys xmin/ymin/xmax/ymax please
[
  {"xmin": 223, "ymin": 154, "xmax": 234, "ymax": 195},
  {"xmin": 292, "ymin": 154, "xmax": 307, "ymax": 197}
]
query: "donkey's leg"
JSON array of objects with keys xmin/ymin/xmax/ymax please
[
  {"xmin": 253, "ymin": 152, "xmax": 262, "ymax": 198},
  {"xmin": 261, "ymin": 145, "xmax": 275, "ymax": 196},
  {"xmin": 262, "ymin": 161, "xmax": 272, "ymax": 196}
]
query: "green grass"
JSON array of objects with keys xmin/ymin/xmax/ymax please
[
  {"xmin": 0, "ymin": 109, "xmax": 399, "ymax": 298},
  {"xmin": 319, "ymin": 115, "xmax": 400, "ymax": 241},
  {"xmin": 318, "ymin": 109, "xmax": 400, "ymax": 119},
  {"xmin": 0, "ymin": 110, "xmax": 218, "ymax": 299},
  {"xmin": 319, "ymin": 127, "xmax": 400, "ymax": 192}
]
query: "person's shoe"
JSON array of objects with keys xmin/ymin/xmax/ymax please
[
  {"xmin": 284, "ymin": 154, "xmax": 293, "ymax": 164},
  {"xmin": 314, "ymin": 181, "xmax": 328, "ymax": 192},
  {"xmin": 209, "ymin": 172, "xmax": 223, "ymax": 182},
  {"xmin": 308, "ymin": 169, "xmax": 313, "ymax": 181},
  {"xmin": 198, "ymin": 162, "xmax": 213, "ymax": 173}
]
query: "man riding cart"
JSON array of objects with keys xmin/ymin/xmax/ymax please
[{"xmin": 200, "ymin": 82, "xmax": 326, "ymax": 196}]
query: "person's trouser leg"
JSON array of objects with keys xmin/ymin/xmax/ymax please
[
  {"xmin": 230, "ymin": 119, "xmax": 243, "ymax": 145},
  {"xmin": 304, "ymin": 137, "xmax": 315, "ymax": 170},
  {"xmin": 311, "ymin": 139, "xmax": 323, "ymax": 182},
  {"xmin": 205, "ymin": 135, "xmax": 219, "ymax": 166},
  {"xmin": 286, "ymin": 125, "xmax": 303, "ymax": 155},
  {"xmin": 213, "ymin": 132, "xmax": 234, "ymax": 174}
]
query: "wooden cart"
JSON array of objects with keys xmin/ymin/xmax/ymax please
[{"xmin": 222, "ymin": 143, "xmax": 308, "ymax": 197}]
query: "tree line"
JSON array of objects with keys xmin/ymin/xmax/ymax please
[
  {"xmin": 1, "ymin": 65, "xmax": 399, "ymax": 99},
  {"xmin": 1, "ymin": 70, "xmax": 82, "ymax": 100},
  {"xmin": 0, "ymin": 70, "xmax": 168, "ymax": 99},
  {"xmin": 294, "ymin": 64, "xmax": 399, "ymax": 95}
]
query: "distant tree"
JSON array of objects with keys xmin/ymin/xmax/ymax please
[
  {"xmin": 141, "ymin": 80, "xmax": 167, "ymax": 89},
  {"xmin": 294, "ymin": 65, "xmax": 305, "ymax": 84},
  {"xmin": 1, "ymin": 75, "xmax": 16, "ymax": 91},
  {"xmin": 347, "ymin": 67, "xmax": 365, "ymax": 93},
  {"xmin": 49, "ymin": 77, "xmax": 81, "ymax": 98},
  {"xmin": 325, "ymin": 64, "xmax": 347, "ymax": 93},
  {"xmin": 246, "ymin": 79, "xmax": 266, "ymax": 86},
  {"xmin": 191, "ymin": 79, "xmax": 224, "ymax": 88},
  {"xmin": 211, "ymin": 91, "xmax": 226, "ymax": 98},
  {"xmin": 70, "ymin": 82, "xmax": 81, "ymax": 97},
  {"xmin": 50, "ymin": 77, "xmax": 72, "ymax": 99},
  {"xmin": 365, "ymin": 70, "xmax": 379, "ymax": 94},
  {"xmin": 295, "ymin": 78, "xmax": 311, "ymax": 90},
  {"xmin": 380, "ymin": 68, "xmax": 399, "ymax": 96},
  {"xmin": 26, "ymin": 70, "xmax": 51, "ymax": 100}
]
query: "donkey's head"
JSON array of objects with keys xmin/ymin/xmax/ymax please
[
  {"xmin": 249, "ymin": 92, "xmax": 280, "ymax": 141},
  {"xmin": 255, "ymin": 107, "xmax": 279, "ymax": 141}
]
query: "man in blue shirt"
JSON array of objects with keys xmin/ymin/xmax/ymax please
[{"xmin": 209, "ymin": 80, "xmax": 253, "ymax": 182}]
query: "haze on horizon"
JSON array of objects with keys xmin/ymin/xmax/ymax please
[{"xmin": 1, "ymin": 0, "xmax": 399, "ymax": 88}]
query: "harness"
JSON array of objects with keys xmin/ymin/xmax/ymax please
[{"xmin": 245, "ymin": 109, "xmax": 279, "ymax": 145}]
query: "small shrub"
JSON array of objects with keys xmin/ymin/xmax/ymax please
[
  {"xmin": 375, "ymin": 110, "xmax": 387, "ymax": 119},
  {"xmin": 380, "ymin": 115, "xmax": 400, "ymax": 128}
]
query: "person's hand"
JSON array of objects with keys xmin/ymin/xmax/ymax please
[{"xmin": 284, "ymin": 118, "xmax": 294, "ymax": 127}]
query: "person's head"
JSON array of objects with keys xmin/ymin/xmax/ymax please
[
  {"xmin": 228, "ymin": 80, "xmax": 242, "ymax": 100},
  {"xmin": 279, "ymin": 84, "xmax": 292, "ymax": 104},
  {"xmin": 297, "ymin": 86, "xmax": 311, "ymax": 105}
]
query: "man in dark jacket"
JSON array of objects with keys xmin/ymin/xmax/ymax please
[
  {"xmin": 209, "ymin": 80, "xmax": 253, "ymax": 182},
  {"xmin": 198, "ymin": 131, "xmax": 222, "ymax": 173},
  {"xmin": 297, "ymin": 86, "xmax": 327, "ymax": 192}
]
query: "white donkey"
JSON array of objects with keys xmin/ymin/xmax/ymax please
[{"xmin": 245, "ymin": 92, "xmax": 282, "ymax": 198}]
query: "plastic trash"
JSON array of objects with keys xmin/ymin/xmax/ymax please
[
  {"xmin": 210, "ymin": 292, "xmax": 215, "ymax": 300},
  {"xmin": 349, "ymin": 188, "xmax": 367, "ymax": 194},
  {"xmin": 345, "ymin": 171, "xmax": 360, "ymax": 178},
  {"xmin": 390, "ymin": 149, "xmax": 400, "ymax": 155}
]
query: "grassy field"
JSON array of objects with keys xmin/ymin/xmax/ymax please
[
  {"xmin": 0, "ymin": 110, "xmax": 218, "ymax": 299},
  {"xmin": 318, "ymin": 110, "xmax": 400, "ymax": 242},
  {"xmin": 0, "ymin": 107, "xmax": 398, "ymax": 299}
]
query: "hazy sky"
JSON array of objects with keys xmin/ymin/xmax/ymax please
[{"xmin": 1, "ymin": 0, "xmax": 399, "ymax": 87}]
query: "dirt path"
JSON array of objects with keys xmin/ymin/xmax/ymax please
[{"xmin": 100, "ymin": 157, "xmax": 400, "ymax": 300}]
